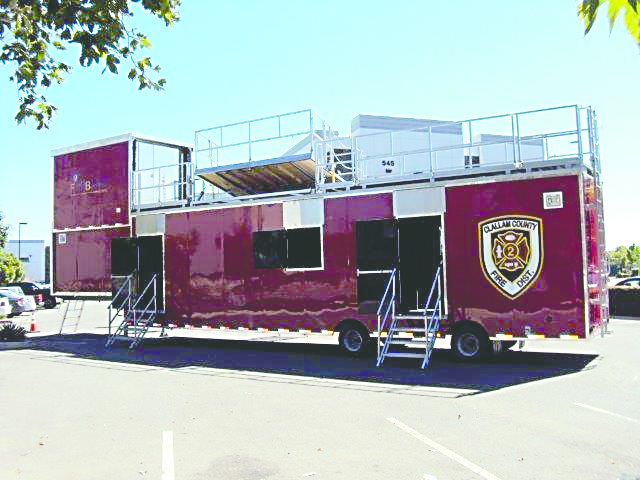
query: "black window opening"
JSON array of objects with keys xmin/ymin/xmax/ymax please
[
  {"xmin": 253, "ymin": 227, "xmax": 322, "ymax": 269},
  {"xmin": 253, "ymin": 230, "xmax": 287, "ymax": 268},
  {"xmin": 356, "ymin": 219, "xmax": 397, "ymax": 270},
  {"xmin": 356, "ymin": 219, "xmax": 397, "ymax": 311}
]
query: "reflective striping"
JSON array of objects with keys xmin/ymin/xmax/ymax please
[
  {"xmin": 495, "ymin": 333, "xmax": 513, "ymax": 339},
  {"xmin": 298, "ymin": 329, "xmax": 312, "ymax": 334},
  {"xmin": 278, "ymin": 328, "xmax": 290, "ymax": 333},
  {"xmin": 321, "ymin": 329, "xmax": 333, "ymax": 335},
  {"xmin": 527, "ymin": 334, "xmax": 545, "ymax": 339},
  {"xmin": 560, "ymin": 334, "xmax": 579, "ymax": 340}
]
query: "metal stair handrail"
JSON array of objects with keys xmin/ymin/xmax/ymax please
[
  {"xmin": 108, "ymin": 273, "xmax": 135, "ymax": 336},
  {"xmin": 129, "ymin": 273, "xmax": 157, "ymax": 326},
  {"xmin": 421, "ymin": 264, "xmax": 442, "ymax": 369},
  {"xmin": 376, "ymin": 268, "xmax": 396, "ymax": 364}
]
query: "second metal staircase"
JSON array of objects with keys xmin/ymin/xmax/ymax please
[
  {"xmin": 376, "ymin": 265, "xmax": 443, "ymax": 369},
  {"xmin": 106, "ymin": 273, "xmax": 159, "ymax": 349}
]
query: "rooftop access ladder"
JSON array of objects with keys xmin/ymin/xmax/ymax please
[
  {"xmin": 376, "ymin": 265, "xmax": 442, "ymax": 368},
  {"xmin": 106, "ymin": 274, "xmax": 159, "ymax": 349},
  {"xmin": 588, "ymin": 109, "xmax": 610, "ymax": 336}
]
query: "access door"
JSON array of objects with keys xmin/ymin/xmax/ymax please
[
  {"xmin": 397, "ymin": 216, "xmax": 441, "ymax": 313},
  {"xmin": 111, "ymin": 235, "xmax": 164, "ymax": 309},
  {"xmin": 355, "ymin": 216, "xmax": 442, "ymax": 314}
]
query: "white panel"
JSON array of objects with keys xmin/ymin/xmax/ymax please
[
  {"xmin": 136, "ymin": 214, "xmax": 166, "ymax": 235},
  {"xmin": 283, "ymin": 198, "xmax": 324, "ymax": 228},
  {"xmin": 393, "ymin": 187, "xmax": 445, "ymax": 218}
]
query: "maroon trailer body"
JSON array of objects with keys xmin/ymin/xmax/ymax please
[{"xmin": 52, "ymin": 106, "xmax": 609, "ymax": 364}]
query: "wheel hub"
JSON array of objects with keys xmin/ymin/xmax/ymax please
[{"xmin": 457, "ymin": 332, "xmax": 480, "ymax": 357}]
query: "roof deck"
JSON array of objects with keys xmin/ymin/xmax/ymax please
[{"xmin": 133, "ymin": 105, "xmax": 601, "ymax": 211}]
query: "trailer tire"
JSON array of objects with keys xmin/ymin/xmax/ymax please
[
  {"xmin": 338, "ymin": 322, "xmax": 370, "ymax": 356},
  {"xmin": 451, "ymin": 324, "xmax": 490, "ymax": 362},
  {"xmin": 44, "ymin": 297, "xmax": 57, "ymax": 309}
]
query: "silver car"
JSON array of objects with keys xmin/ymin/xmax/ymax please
[
  {"xmin": 0, "ymin": 296, "xmax": 12, "ymax": 317},
  {"xmin": 0, "ymin": 290, "xmax": 29, "ymax": 316},
  {"xmin": 0, "ymin": 288, "xmax": 36, "ymax": 313}
]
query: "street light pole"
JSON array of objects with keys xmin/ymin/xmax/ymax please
[{"xmin": 18, "ymin": 222, "xmax": 27, "ymax": 261}]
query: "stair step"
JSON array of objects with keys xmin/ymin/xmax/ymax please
[
  {"xmin": 384, "ymin": 352, "xmax": 426, "ymax": 359},
  {"xmin": 389, "ymin": 339, "xmax": 428, "ymax": 345}
]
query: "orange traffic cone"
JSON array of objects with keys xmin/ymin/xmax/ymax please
[{"xmin": 30, "ymin": 319, "xmax": 38, "ymax": 333}]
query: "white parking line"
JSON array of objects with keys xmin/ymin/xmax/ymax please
[
  {"xmin": 574, "ymin": 402, "xmax": 640, "ymax": 424},
  {"xmin": 387, "ymin": 418, "xmax": 502, "ymax": 480},
  {"xmin": 162, "ymin": 430, "xmax": 175, "ymax": 480}
]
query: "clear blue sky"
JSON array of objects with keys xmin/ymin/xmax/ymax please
[{"xmin": 0, "ymin": 1, "xmax": 638, "ymax": 249}]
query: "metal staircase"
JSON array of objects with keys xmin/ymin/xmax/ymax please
[
  {"xmin": 376, "ymin": 265, "xmax": 443, "ymax": 368},
  {"xmin": 58, "ymin": 298, "xmax": 85, "ymax": 334},
  {"xmin": 106, "ymin": 273, "xmax": 159, "ymax": 349}
]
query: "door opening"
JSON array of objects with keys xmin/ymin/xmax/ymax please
[
  {"xmin": 397, "ymin": 216, "xmax": 442, "ymax": 313},
  {"xmin": 111, "ymin": 235, "xmax": 164, "ymax": 310}
]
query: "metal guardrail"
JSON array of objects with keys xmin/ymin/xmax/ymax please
[{"xmin": 130, "ymin": 105, "xmax": 600, "ymax": 208}]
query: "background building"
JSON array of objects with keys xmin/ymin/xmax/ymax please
[{"xmin": 6, "ymin": 239, "xmax": 46, "ymax": 283}]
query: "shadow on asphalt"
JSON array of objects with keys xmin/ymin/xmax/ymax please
[{"xmin": 9, "ymin": 333, "xmax": 598, "ymax": 394}]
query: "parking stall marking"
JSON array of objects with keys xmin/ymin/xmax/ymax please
[
  {"xmin": 162, "ymin": 431, "xmax": 175, "ymax": 480},
  {"xmin": 387, "ymin": 417, "xmax": 503, "ymax": 480},
  {"xmin": 574, "ymin": 402, "xmax": 640, "ymax": 425}
]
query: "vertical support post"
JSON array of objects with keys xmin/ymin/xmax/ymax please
[
  {"xmin": 515, "ymin": 113, "xmax": 522, "ymax": 167},
  {"xmin": 511, "ymin": 114, "xmax": 518, "ymax": 167},
  {"xmin": 248, "ymin": 121, "xmax": 252, "ymax": 162},
  {"xmin": 575, "ymin": 105, "xmax": 584, "ymax": 169},
  {"xmin": 428, "ymin": 126, "xmax": 434, "ymax": 178}
]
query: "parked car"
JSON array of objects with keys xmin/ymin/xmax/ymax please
[
  {"xmin": 0, "ymin": 296, "xmax": 12, "ymax": 317},
  {"xmin": 609, "ymin": 276, "xmax": 640, "ymax": 317},
  {"xmin": 6, "ymin": 282, "xmax": 57, "ymax": 308},
  {"xmin": 0, "ymin": 287, "xmax": 36, "ymax": 312},
  {"xmin": 0, "ymin": 290, "xmax": 29, "ymax": 316}
]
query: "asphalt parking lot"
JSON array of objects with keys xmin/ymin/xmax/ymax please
[{"xmin": 1, "ymin": 303, "xmax": 639, "ymax": 479}]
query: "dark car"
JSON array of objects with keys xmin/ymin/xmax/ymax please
[
  {"xmin": 6, "ymin": 282, "xmax": 58, "ymax": 309},
  {"xmin": 608, "ymin": 276, "xmax": 640, "ymax": 317}
]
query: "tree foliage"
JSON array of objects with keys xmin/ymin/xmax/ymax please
[
  {"xmin": 579, "ymin": 0, "xmax": 640, "ymax": 45},
  {"xmin": 0, "ymin": 0, "xmax": 181, "ymax": 129},
  {"xmin": 608, "ymin": 244, "xmax": 640, "ymax": 276},
  {"xmin": 0, "ymin": 249, "xmax": 24, "ymax": 284},
  {"xmin": 0, "ymin": 211, "xmax": 24, "ymax": 284},
  {"xmin": 0, "ymin": 211, "xmax": 7, "ymax": 249}
]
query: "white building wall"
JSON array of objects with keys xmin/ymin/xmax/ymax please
[{"xmin": 6, "ymin": 240, "xmax": 45, "ymax": 283}]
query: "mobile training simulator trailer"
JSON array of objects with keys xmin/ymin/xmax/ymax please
[{"xmin": 51, "ymin": 105, "xmax": 609, "ymax": 367}]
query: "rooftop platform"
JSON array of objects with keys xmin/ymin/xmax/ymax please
[{"xmin": 130, "ymin": 105, "xmax": 601, "ymax": 211}]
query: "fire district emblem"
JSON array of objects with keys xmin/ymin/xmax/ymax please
[{"xmin": 478, "ymin": 215, "xmax": 543, "ymax": 299}]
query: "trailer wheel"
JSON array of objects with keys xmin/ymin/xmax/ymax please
[
  {"xmin": 451, "ymin": 324, "xmax": 489, "ymax": 362},
  {"xmin": 338, "ymin": 323, "xmax": 370, "ymax": 356},
  {"xmin": 44, "ymin": 297, "xmax": 57, "ymax": 309}
]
